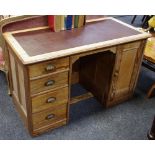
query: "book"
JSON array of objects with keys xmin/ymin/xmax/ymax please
[
  {"xmin": 48, "ymin": 15, "xmax": 86, "ymax": 32},
  {"xmin": 65, "ymin": 15, "xmax": 73, "ymax": 30},
  {"xmin": 54, "ymin": 15, "xmax": 62, "ymax": 32},
  {"xmin": 83, "ymin": 15, "xmax": 86, "ymax": 25},
  {"xmin": 48, "ymin": 15, "xmax": 61, "ymax": 32},
  {"xmin": 64, "ymin": 15, "xmax": 67, "ymax": 30},
  {"xmin": 61, "ymin": 15, "xmax": 65, "ymax": 30},
  {"xmin": 48, "ymin": 15, "xmax": 54, "ymax": 31},
  {"xmin": 74, "ymin": 15, "xmax": 79, "ymax": 28},
  {"xmin": 72, "ymin": 15, "xmax": 75, "ymax": 28},
  {"xmin": 78, "ymin": 15, "xmax": 85, "ymax": 28}
]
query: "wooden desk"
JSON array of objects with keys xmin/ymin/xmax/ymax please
[{"xmin": 3, "ymin": 17, "xmax": 151, "ymax": 136}]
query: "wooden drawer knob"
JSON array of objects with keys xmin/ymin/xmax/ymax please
[
  {"xmin": 45, "ymin": 114, "xmax": 55, "ymax": 120},
  {"xmin": 45, "ymin": 64, "xmax": 55, "ymax": 71},
  {"xmin": 46, "ymin": 97, "xmax": 56, "ymax": 103},
  {"xmin": 45, "ymin": 80, "xmax": 55, "ymax": 86}
]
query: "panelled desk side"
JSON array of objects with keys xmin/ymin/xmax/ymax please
[{"xmin": 3, "ymin": 17, "xmax": 151, "ymax": 136}]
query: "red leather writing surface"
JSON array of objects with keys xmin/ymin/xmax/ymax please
[{"xmin": 13, "ymin": 19, "xmax": 140, "ymax": 56}]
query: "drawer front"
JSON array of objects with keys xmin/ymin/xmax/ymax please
[
  {"xmin": 32, "ymin": 87, "xmax": 68, "ymax": 113},
  {"xmin": 122, "ymin": 41, "xmax": 141, "ymax": 51},
  {"xmin": 30, "ymin": 71, "xmax": 68, "ymax": 95},
  {"xmin": 28, "ymin": 57, "xmax": 69, "ymax": 78},
  {"xmin": 32, "ymin": 104, "xmax": 67, "ymax": 130}
]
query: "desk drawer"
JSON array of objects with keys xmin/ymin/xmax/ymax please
[
  {"xmin": 30, "ymin": 71, "xmax": 68, "ymax": 95},
  {"xmin": 32, "ymin": 104, "xmax": 67, "ymax": 130},
  {"xmin": 32, "ymin": 87, "xmax": 68, "ymax": 113},
  {"xmin": 28, "ymin": 57, "xmax": 69, "ymax": 78}
]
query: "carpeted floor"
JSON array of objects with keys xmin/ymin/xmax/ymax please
[{"xmin": 0, "ymin": 15, "xmax": 155, "ymax": 140}]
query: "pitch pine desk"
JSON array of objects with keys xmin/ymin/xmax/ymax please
[{"xmin": 3, "ymin": 17, "xmax": 151, "ymax": 136}]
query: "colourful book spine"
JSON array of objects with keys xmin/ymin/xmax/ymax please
[
  {"xmin": 66, "ymin": 15, "xmax": 73, "ymax": 30},
  {"xmin": 78, "ymin": 15, "xmax": 85, "ymax": 28},
  {"xmin": 64, "ymin": 15, "xmax": 67, "ymax": 30},
  {"xmin": 74, "ymin": 15, "xmax": 79, "ymax": 28},
  {"xmin": 48, "ymin": 15, "xmax": 55, "ymax": 31},
  {"xmin": 48, "ymin": 15, "xmax": 85, "ymax": 32},
  {"xmin": 83, "ymin": 15, "xmax": 86, "ymax": 25},
  {"xmin": 72, "ymin": 15, "xmax": 74, "ymax": 28},
  {"xmin": 54, "ymin": 15, "xmax": 61, "ymax": 32},
  {"xmin": 61, "ymin": 15, "xmax": 65, "ymax": 30}
]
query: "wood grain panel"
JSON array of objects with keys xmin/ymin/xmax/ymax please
[
  {"xmin": 32, "ymin": 104, "xmax": 67, "ymax": 130},
  {"xmin": 107, "ymin": 42, "xmax": 141, "ymax": 107},
  {"xmin": 12, "ymin": 91, "xmax": 27, "ymax": 127},
  {"xmin": 115, "ymin": 48, "xmax": 137, "ymax": 97},
  {"xmin": 17, "ymin": 63, "xmax": 27, "ymax": 114},
  {"xmin": 122, "ymin": 41, "xmax": 141, "ymax": 51},
  {"xmin": 32, "ymin": 87, "xmax": 68, "ymax": 113},
  {"xmin": 28, "ymin": 57, "xmax": 69, "ymax": 78},
  {"xmin": 79, "ymin": 51, "xmax": 115, "ymax": 104},
  {"xmin": 9, "ymin": 52, "xmax": 19, "ymax": 101},
  {"xmin": 115, "ymin": 49, "xmax": 137, "ymax": 96},
  {"xmin": 129, "ymin": 40, "xmax": 146, "ymax": 92},
  {"xmin": 32, "ymin": 119, "xmax": 67, "ymax": 136},
  {"xmin": 108, "ymin": 47, "xmax": 123, "ymax": 102},
  {"xmin": 70, "ymin": 92, "xmax": 93, "ymax": 105},
  {"xmin": 30, "ymin": 71, "xmax": 68, "ymax": 95},
  {"xmin": 71, "ymin": 60, "xmax": 80, "ymax": 84}
]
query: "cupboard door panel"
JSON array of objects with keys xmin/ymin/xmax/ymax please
[
  {"xmin": 115, "ymin": 49, "xmax": 137, "ymax": 97},
  {"xmin": 107, "ymin": 41, "xmax": 145, "ymax": 107}
]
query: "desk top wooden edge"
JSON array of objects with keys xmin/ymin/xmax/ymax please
[{"xmin": 3, "ymin": 17, "xmax": 151, "ymax": 65}]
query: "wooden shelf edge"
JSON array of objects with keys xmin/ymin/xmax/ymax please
[{"xmin": 70, "ymin": 92, "xmax": 94, "ymax": 105}]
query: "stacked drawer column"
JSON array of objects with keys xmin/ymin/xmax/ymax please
[{"xmin": 28, "ymin": 57, "xmax": 69, "ymax": 135}]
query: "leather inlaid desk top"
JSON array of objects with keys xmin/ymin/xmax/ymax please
[
  {"xmin": 13, "ymin": 19, "xmax": 140, "ymax": 56},
  {"xmin": 3, "ymin": 17, "xmax": 151, "ymax": 64}
]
